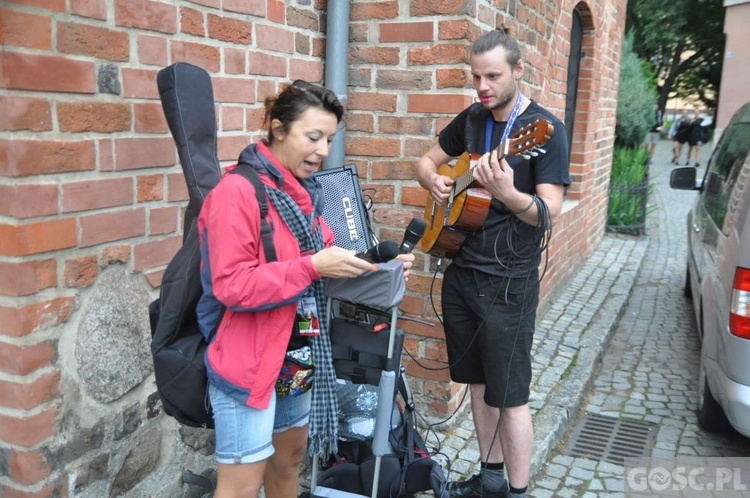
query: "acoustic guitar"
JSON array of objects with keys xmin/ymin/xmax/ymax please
[{"xmin": 420, "ymin": 119, "xmax": 554, "ymax": 258}]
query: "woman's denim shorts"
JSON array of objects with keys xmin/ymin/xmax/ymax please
[{"xmin": 208, "ymin": 383, "xmax": 312, "ymax": 464}]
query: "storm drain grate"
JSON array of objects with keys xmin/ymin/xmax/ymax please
[{"xmin": 563, "ymin": 413, "xmax": 656, "ymax": 465}]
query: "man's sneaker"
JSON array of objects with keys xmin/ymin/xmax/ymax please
[{"xmin": 448, "ymin": 473, "xmax": 509, "ymax": 498}]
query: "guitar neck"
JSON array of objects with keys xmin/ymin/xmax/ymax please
[{"xmin": 454, "ymin": 139, "xmax": 509, "ymax": 194}]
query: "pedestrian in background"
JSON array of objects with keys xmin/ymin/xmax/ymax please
[{"xmin": 669, "ymin": 109, "xmax": 691, "ymax": 165}]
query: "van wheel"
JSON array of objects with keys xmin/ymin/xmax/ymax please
[
  {"xmin": 684, "ymin": 263, "xmax": 692, "ymax": 298},
  {"xmin": 697, "ymin": 372, "xmax": 731, "ymax": 433}
]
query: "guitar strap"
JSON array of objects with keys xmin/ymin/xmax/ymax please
[{"xmin": 485, "ymin": 92, "xmax": 525, "ymax": 154}]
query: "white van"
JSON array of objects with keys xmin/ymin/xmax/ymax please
[{"xmin": 670, "ymin": 101, "xmax": 750, "ymax": 438}]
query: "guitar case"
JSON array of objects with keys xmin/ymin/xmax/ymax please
[{"xmin": 149, "ymin": 62, "xmax": 223, "ymax": 428}]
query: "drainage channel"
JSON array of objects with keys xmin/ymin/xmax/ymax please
[{"xmin": 563, "ymin": 413, "xmax": 657, "ymax": 465}]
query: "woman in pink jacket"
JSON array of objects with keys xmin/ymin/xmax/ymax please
[{"xmin": 197, "ymin": 81, "xmax": 412, "ymax": 497}]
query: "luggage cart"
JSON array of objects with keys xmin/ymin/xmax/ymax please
[{"xmin": 310, "ymin": 259, "xmax": 406, "ymax": 498}]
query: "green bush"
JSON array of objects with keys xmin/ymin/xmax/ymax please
[
  {"xmin": 607, "ymin": 146, "xmax": 653, "ymax": 234},
  {"xmin": 615, "ymin": 32, "xmax": 658, "ymax": 148}
]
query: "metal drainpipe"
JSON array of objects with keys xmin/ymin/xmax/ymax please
[{"xmin": 322, "ymin": 0, "xmax": 350, "ymax": 170}]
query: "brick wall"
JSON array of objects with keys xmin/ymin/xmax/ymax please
[{"xmin": 0, "ymin": 0, "xmax": 626, "ymax": 495}]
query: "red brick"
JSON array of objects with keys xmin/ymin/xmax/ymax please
[
  {"xmin": 113, "ymin": 137, "xmax": 175, "ymax": 170},
  {"xmin": 295, "ymin": 32, "xmax": 310, "ymax": 55},
  {"xmin": 247, "ymin": 106, "xmax": 266, "ymax": 132},
  {"xmin": 0, "ymin": 408, "xmax": 56, "ymax": 448},
  {"xmin": 402, "ymin": 185, "xmax": 427, "ymax": 207},
  {"xmin": 57, "ymin": 22, "xmax": 129, "ymax": 61},
  {"xmin": 170, "ymin": 40, "xmax": 220, "ymax": 72},
  {"xmin": 376, "ymin": 69, "xmax": 431, "ymax": 90},
  {"xmin": 134, "ymin": 102, "xmax": 167, "ymax": 133},
  {"xmin": 217, "ymin": 135, "xmax": 249, "ymax": 161},
  {"xmin": 255, "ymin": 24, "xmax": 294, "ymax": 54},
  {"xmin": 1, "ymin": 52, "xmax": 95, "ymax": 94},
  {"xmin": 0, "ymin": 371, "xmax": 60, "ymax": 411},
  {"xmin": 221, "ymin": 106, "xmax": 244, "ymax": 131},
  {"xmin": 378, "ymin": 116, "xmax": 433, "ymax": 135},
  {"xmin": 351, "ymin": 1, "xmax": 398, "ymax": 20},
  {"xmin": 257, "ymin": 79, "xmax": 278, "ymax": 104},
  {"xmin": 407, "ymin": 44, "xmax": 467, "ymax": 65},
  {"xmin": 349, "ymin": 46, "xmax": 400, "ymax": 65},
  {"xmin": 133, "ymin": 235, "xmax": 181, "ymax": 271},
  {"xmin": 71, "ymin": 0, "xmax": 107, "ymax": 20},
  {"xmin": 223, "ymin": 0, "xmax": 264, "ymax": 16},
  {"xmin": 224, "ymin": 47, "xmax": 247, "ymax": 74},
  {"xmin": 371, "ymin": 160, "xmax": 421, "ymax": 180},
  {"xmin": 0, "ymin": 184, "xmax": 58, "ymax": 219},
  {"xmin": 4, "ymin": 0, "xmax": 65, "ymax": 11},
  {"xmin": 346, "ymin": 136, "xmax": 401, "ymax": 158},
  {"xmin": 8, "ymin": 450, "xmax": 52, "ymax": 486},
  {"xmin": 166, "ymin": 171, "xmax": 188, "ymax": 202},
  {"xmin": 0, "ymin": 298, "xmax": 75, "ymax": 338},
  {"xmin": 1, "ymin": 9, "xmax": 52, "ymax": 50},
  {"xmin": 437, "ymin": 68, "xmax": 469, "ymax": 89},
  {"xmin": 145, "ymin": 269, "xmax": 164, "ymax": 288},
  {"xmin": 249, "ymin": 51, "xmax": 286, "ymax": 77},
  {"xmin": 62, "ymin": 177, "xmax": 133, "ymax": 213},
  {"xmin": 289, "ymin": 58, "xmax": 323, "ymax": 83},
  {"xmin": 0, "ymin": 139, "xmax": 95, "ymax": 177},
  {"xmin": 99, "ymin": 138, "xmax": 114, "ymax": 171},
  {"xmin": 287, "ymin": 6, "xmax": 318, "ymax": 30},
  {"xmin": 184, "ymin": 0, "xmax": 219, "ymax": 6},
  {"xmin": 137, "ymin": 174, "xmax": 164, "ymax": 202},
  {"xmin": 379, "ymin": 22, "xmax": 433, "ymax": 43},
  {"xmin": 0, "ymin": 340, "xmax": 57, "ymax": 375},
  {"xmin": 407, "ymin": 93, "xmax": 473, "ymax": 114},
  {"xmin": 180, "ymin": 6, "xmax": 204, "ymax": 36},
  {"xmin": 64, "ymin": 255, "xmax": 98, "ymax": 288},
  {"xmin": 345, "ymin": 113, "xmax": 374, "ymax": 133},
  {"xmin": 347, "ymin": 92, "xmax": 397, "ymax": 112},
  {"xmin": 149, "ymin": 206, "xmax": 178, "ymax": 235},
  {"xmin": 138, "ymin": 34, "xmax": 168, "ymax": 66},
  {"xmin": 58, "ymin": 102, "xmax": 131, "ymax": 133},
  {"xmin": 208, "ymin": 13, "xmax": 252, "ymax": 44},
  {"xmin": 213, "ymin": 77, "xmax": 255, "ymax": 104},
  {"xmin": 438, "ymin": 19, "xmax": 473, "ymax": 40},
  {"xmin": 114, "ymin": 0, "xmax": 177, "ymax": 34},
  {"xmin": 101, "ymin": 244, "xmax": 131, "ymax": 267},
  {"xmin": 79, "ymin": 208, "xmax": 146, "ymax": 247},
  {"xmin": 267, "ymin": 0, "xmax": 285, "ymax": 23},
  {"xmin": 0, "ymin": 219, "xmax": 76, "ymax": 257},
  {"xmin": 122, "ymin": 68, "xmax": 160, "ymax": 99},
  {"xmin": 0, "ymin": 260, "xmax": 57, "ymax": 297},
  {"xmin": 405, "ymin": 137, "xmax": 433, "ymax": 157},
  {"xmin": 0, "ymin": 96, "xmax": 52, "ymax": 132},
  {"xmin": 409, "ymin": 0, "xmax": 471, "ymax": 16}
]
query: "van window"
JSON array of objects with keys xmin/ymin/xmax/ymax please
[{"xmin": 701, "ymin": 123, "xmax": 750, "ymax": 232}]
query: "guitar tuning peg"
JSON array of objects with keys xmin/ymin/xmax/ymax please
[
  {"xmin": 537, "ymin": 148, "xmax": 547, "ymax": 154},
  {"xmin": 530, "ymin": 151, "xmax": 539, "ymax": 157},
  {"xmin": 521, "ymin": 154, "xmax": 531, "ymax": 160}
]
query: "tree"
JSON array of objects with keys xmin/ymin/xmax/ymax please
[
  {"xmin": 615, "ymin": 33, "xmax": 658, "ymax": 148},
  {"xmin": 626, "ymin": 0, "xmax": 725, "ymax": 112}
]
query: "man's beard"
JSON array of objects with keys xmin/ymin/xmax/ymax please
[{"xmin": 487, "ymin": 84, "xmax": 517, "ymax": 112}]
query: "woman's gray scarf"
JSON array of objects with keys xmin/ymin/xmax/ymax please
[{"xmin": 264, "ymin": 185, "xmax": 338, "ymax": 458}]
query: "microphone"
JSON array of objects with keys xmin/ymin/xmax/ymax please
[
  {"xmin": 399, "ymin": 218, "xmax": 427, "ymax": 254},
  {"xmin": 356, "ymin": 241, "xmax": 400, "ymax": 263}
]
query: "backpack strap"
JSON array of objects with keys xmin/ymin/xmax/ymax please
[{"xmin": 230, "ymin": 163, "xmax": 278, "ymax": 263}]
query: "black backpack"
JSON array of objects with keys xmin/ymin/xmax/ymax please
[
  {"xmin": 148, "ymin": 62, "xmax": 276, "ymax": 428},
  {"xmin": 316, "ymin": 374, "xmax": 449, "ymax": 498}
]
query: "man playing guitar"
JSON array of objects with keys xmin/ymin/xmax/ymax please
[{"xmin": 415, "ymin": 28, "xmax": 570, "ymax": 498}]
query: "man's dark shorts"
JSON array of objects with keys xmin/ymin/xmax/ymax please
[{"xmin": 441, "ymin": 264, "xmax": 539, "ymax": 408}]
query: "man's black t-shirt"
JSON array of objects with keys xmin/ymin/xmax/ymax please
[{"xmin": 437, "ymin": 101, "xmax": 570, "ymax": 277}]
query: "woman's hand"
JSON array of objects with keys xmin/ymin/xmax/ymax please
[
  {"xmin": 396, "ymin": 253, "xmax": 415, "ymax": 281},
  {"xmin": 311, "ymin": 246, "xmax": 377, "ymax": 278}
]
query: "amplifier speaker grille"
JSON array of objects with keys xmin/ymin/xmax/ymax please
[{"xmin": 313, "ymin": 164, "xmax": 373, "ymax": 253}]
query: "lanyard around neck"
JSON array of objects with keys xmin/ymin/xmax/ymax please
[{"xmin": 484, "ymin": 92, "xmax": 525, "ymax": 154}]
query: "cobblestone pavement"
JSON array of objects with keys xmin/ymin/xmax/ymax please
[{"xmin": 526, "ymin": 139, "xmax": 750, "ymax": 497}]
